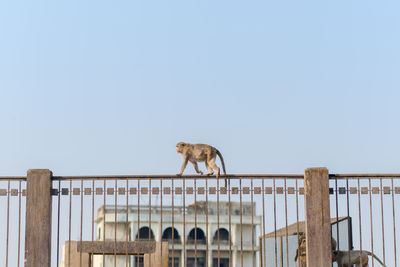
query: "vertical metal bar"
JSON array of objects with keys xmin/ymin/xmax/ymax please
[
  {"xmin": 380, "ymin": 178, "xmax": 386, "ymax": 265},
  {"xmin": 56, "ymin": 180, "xmax": 61, "ymax": 267},
  {"xmin": 183, "ymin": 178, "xmax": 186, "ymax": 267},
  {"xmin": 295, "ymin": 179, "xmax": 300, "ymax": 267},
  {"xmin": 148, "ymin": 179, "xmax": 151, "ymax": 267},
  {"xmin": 149, "ymin": 179, "xmax": 152, "ymax": 241},
  {"xmin": 103, "ymin": 179, "xmax": 106, "ymax": 265},
  {"xmin": 358, "ymin": 178, "xmax": 363, "ymax": 266},
  {"xmin": 262, "ymin": 178, "xmax": 266, "ymax": 267},
  {"xmin": 69, "ymin": 179, "xmax": 72, "ymax": 267},
  {"xmin": 335, "ymin": 177, "xmax": 340, "ymax": 250},
  {"xmin": 92, "ymin": 180, "xmax": 95, "ymax": 242},
  {"xmin": 137, "ymin": 179, "xmax": 140, "ymax": 266},
  {"xmin": 205, "ymin": 178, "xmax": 209, "ymax": 267},
  {"xmin": 114, "ymin": 179, "xmax": 117, "ymax": 267},
  {"xmin": 273, "ymin": 177, "xmax": 277, "ymax": 267},
  {"xmin": 80, "ymin": 179, "xmax": 84, "ymax": 267},
  {"xmin": 240, "ymin": 178, "xmax": 243, "ymax": 266},
  {"xmin": 369, "ymin": 178, "xmax": 374, "ymax": 267},
  {"xmin": 392, "ymin": 179, "xmax": 398, "ymax": 267},
  {"xmin": 160, "ymin": 179, "xmax": 163, "ymax": 266},
  {"xmin": 18, "ymin": 180, "xmax": 22, "ymax": 267},
  {"xmin": 6, "ymin": 180, "xmax": 10, "ymax": 267},
  {"xmin": 346, "ymin": 178, "xmax": 351, "ymax": 266},
  {"xmin": 217, "ymin": 177, "xmax": 220, "ymax": 267},
  {"xmin": 228, "ymin": 178, "xmax": 232, "ymax": 267},
  {"xmin": 195, "ymin": 178, "xmax": 198, "ymax": 267},
  {"xmin": 280, "ymin": 237, "xmax": 283, "ymax": 267},
  {"xmin": 126, "ymin": 179, "xmax": 129, "ymax": 267},
  {"xmin": 92, "ymin": 180, "xmax": 95, "ymax": 266},
  {"xmin": 172, "ymin": 179, "xmax": 175, "ymax": 267},
  {"xmin": 251, "ymin": 178, "xmax": 255, "ymax": 267},
  {"xmin": 284, "ymin": 178, "xmax": 289, "ymax": 267}
]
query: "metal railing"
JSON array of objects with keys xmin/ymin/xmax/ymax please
[
  {"xmin": 0, "ymin": 176, "xmax": 26, "ymax": 267},
  {"xmin": 329, "ymin": 174, "xmax": 400, "ymax": 267},
  {"xmin": 0, "ymin": 170, "xmax": 399, "ymax": 267},
  {"xmin": 51, "ymin": 174, "xmax": 304, "ymax": 267}
]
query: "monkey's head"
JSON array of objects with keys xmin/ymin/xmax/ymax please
[
  {"xmin": 176, "ymin": 142, "xmax": 186, "ymax": 154},
  {"xmin": 332, "ymin": 250, "xmax": 339, "ymax": 262}
]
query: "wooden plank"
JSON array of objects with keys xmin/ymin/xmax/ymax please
[
  {"xmin": 304, "ymin": 167, "xmax": 332, "ymax": 267},
  {"xmin": 77, "ymin": 241, "xmax": 156, "ymax": 255},
  {"xmin": 63, "ymin": 241, "xmax": 90, "ymax": 267},
  {"xmin": 144, "ymin": 242, "xmax": 169, "ymax": 267},
  {"xmin": 25, "ymin": 169, "xmax": 53, "ymax": 267}
]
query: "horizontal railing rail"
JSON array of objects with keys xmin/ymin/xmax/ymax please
[
  {"xmin": 0, "ymin": 176, "xmax": 26, "ymax": 181},
  {"xmin": 51, "ymin": 174, "xmax": 305, "ymax": 180}
]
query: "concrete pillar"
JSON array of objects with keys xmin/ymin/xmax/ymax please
[
  {"xmin": 25, "ymin": 169, "xmax": 53, "ymax": 267},
  {"xmin": 232, "ymin": 249, "xmax": 237, "ymax": 267},
  {"xmin": 181, "ymin": 249, "xmax": 186, "ymax": 267},
  {"xmin": 207, "ymin": 247, "xmax": 213, "ymax": 267},
  {"xmin": 304, "ymin": 167, "xmax": 332, "ymax": 267}
]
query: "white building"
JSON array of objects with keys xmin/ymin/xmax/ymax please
[{"xmin": 91, "ymin": 201, "xmax": 260, "ymax": 267}]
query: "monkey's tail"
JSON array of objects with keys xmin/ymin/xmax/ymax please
[
  {"xmin": 363, "ymin": 251, "xmax": 386, "ymax": 267},
  {"xmin": 216, "ymin": 149, "xmax": 227, "ymax": 187},
  {"xmin": 215, "ymin": 149, "xmax": 226, "ymax": 175}
]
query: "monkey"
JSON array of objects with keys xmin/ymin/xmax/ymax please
[
  {"xmin": 294, "ymin": 233, "xmax": 307, "ymax": 267},
  {"xmin": 176, "ymin": 142, "xmax": 227, "ymax": 186},
  {"xmin": 295, "ymin": 235, "xmax": 386, "ymax": 267},
  {"xmin": 294, "ymin": 233, "xmax": 337, "ymax": 267},
  {"xmin": 332, "ymin": 250, "xmax": 386, "ymax": 267},
  {"xmin": 330, "ymin": 237, "xmax": 386, "ymax": 267}
]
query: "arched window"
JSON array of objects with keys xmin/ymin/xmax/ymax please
[
  {"xmin": 213, "ymin": 228, "xmax": 230, "ymax": 244},
  {"xmin": 135, "ymin": 226, "xmax": 155, "ymax": 241},
  {"xmin": 162, "ymin": 227, "xmax": 181, "ymax": 243},
  {"xmin": 187, "ymin": 228, "xmax": 206, "ymax": 244}
]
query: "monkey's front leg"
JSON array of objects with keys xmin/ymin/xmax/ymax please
[
  {"xmin": 191, "ymin": 160, "xmax": 203, "ymax": 175},
  {"xmin": 177, "ymin": 157, "xmax": 189, "ymax": 176}
]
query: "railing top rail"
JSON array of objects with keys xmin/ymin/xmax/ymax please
[
  {"xmin": 51, "ymin": 174, "xmax": 305, "ymax": 180},
  {"xmin": 2, "ymin": 173, "xmax": 400, "ymax": 181},
  {"xmin": 0, "ymin": 176, "xmax": 26, "ymax": 181},
  {"xmin": 330, "ymin": 174, "xmax": 400, "ymax": 179}
]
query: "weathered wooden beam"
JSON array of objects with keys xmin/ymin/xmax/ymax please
[
  {"xmin": 144, "ymin": 242, "xmax": 169, "ymax": 267},
  {"xmin": 304, "ymin": 167, "xmax": 332, "ymax": 267},
  {"xmin": 77, "ymin": 241, "xmax": 156, "ymax": 255},
  {"xmin": 62, "ymin": 241, "xmax": 90, "ymax": 267},
  {"xmin": 25, "ymin": 169, "xmax": 53, "ymax": 267}
]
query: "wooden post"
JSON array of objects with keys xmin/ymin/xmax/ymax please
[
  {"xmin": 25, "ymin": 169, "xmax": 53, "ymax": 267},
  {"xmin": 304, "ymin": 167, "xmax": 331, "ymax": 267}
]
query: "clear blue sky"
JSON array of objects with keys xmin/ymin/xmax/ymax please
[{"xmin": 1, "ymin": 0, "xmax": 399, "ymax": 176}]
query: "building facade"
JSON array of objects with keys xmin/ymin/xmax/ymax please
[{"xmin": 72, "ymin": 201, "xmax": 260, "ymax": 267}]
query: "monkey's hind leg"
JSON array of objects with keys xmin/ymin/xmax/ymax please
[
  {"xmin": 205, "ymin": 161, "xmax": 214, "ymax": 176},
  {"xmin": 208, "ymin": 160, "xmax": 222, "ymax": 184},
  {"xmin": 208, "ymin": 158, "xmax": 220, "ymax": 175}
]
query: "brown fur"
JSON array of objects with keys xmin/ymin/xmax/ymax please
[
  {"xmin": 294, "ymin": 237, "xmax": 386, "ymax": 267},
  {"xmin": 176, "ymin": 142, "xmax": 227, "ymax": 186},
  {"xmin": 333, "ymin": 250, "xmax": 386, "ymax": 267}
]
